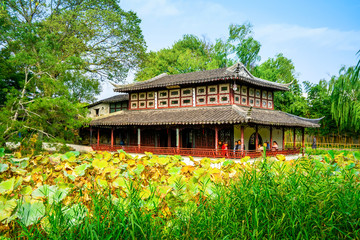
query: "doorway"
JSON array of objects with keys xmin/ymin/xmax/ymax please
[{"xmin": 248, "ymin": 132, "xmax": 263, "ymax": 150}]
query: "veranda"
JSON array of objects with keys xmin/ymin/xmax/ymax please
[{"xmin": 84, "ymin": 124, "xmax": 305, "ymax": 158}]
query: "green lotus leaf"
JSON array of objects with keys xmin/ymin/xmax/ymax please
[
  {"xmin": 110, "ymin": 169, "xmax": 120, "ymax": 179},
  {"xmin": 0, "ymin": 163, "xmax": 9, "ymax": 173},
  {"xmin": 63, "ymin": 170, "xmax": 76, "ymax": 181},
  {"xmin": 32, "ymin": 185, "xmax": 69, "ymax": 204},
  {"xmin": 168, "ymin": 166, "xmax": 182, "ymax": 176},
  {"xmin": 0, "ymin": 198, "xmax": 17, "ymax": 222},
  {"xmin": 158, "ymin": 157, "xmax": 170, "ymax": 165},
  {"xmin": 97, "ymin": 178, "xmax": 108, "ymax": 188},
  {"xmin": 113, "ymin": 176, "xmax": 127, "ymax": 188},
  {"xmin": 353, "ymin": 151, "xmax": 360, "ymax": 161},
  {"xmin": 0, "ymin": 177, "xmax": 15, "ymax": 195},
  {"xmin": 193, "ymin": 168, "xmax": 206, "ymax": 179},
  {"xmin": 20, "ymin": 186, "xmax": 33, "ymax": 195},
  {"xmin": 63, "ymin": 203, "xmax": 87, "ymax": 226},
  {"xmin": 14, "ymin": 176, "xmax": 23, "ymax": 189},
  {"xmin": 92, "ymin": 159, "xmax": 108, "ymax": 169},
  {"xmin": 223, "ymin": 159, "xmax": 234, "ymax": 167},
  {"xmin": 17, "ymin": 201, "xmax": 45, "ymax": 227},
  {"xmin": 11, "ymin": 167, "xmax": 27, "ymax": 176},
  {"xmin": 134, "ymin": 164, "xmax": 145, "ymax": 175},
  {"xmin": 0, "ymin": 148, "xmax": 4, "ymax": 157},
  {"xmin": 73, "ymin": 163, "xmax": 90, "ymax": 176}
]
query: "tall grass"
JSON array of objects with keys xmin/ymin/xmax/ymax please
[{"xmin": 7, "ymin": 157, "xmax": 360, "ymax": 239}]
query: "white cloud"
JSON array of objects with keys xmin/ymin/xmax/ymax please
[{"xmin": 255, "ymin": 24, "xmax": 360, "ymax": 52}]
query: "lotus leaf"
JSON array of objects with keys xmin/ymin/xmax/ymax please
[
  {"xmin": 134, "ymin": 164, "xmax": 145, "ymax": 175},
  {"xmin": 113, "ymin": 176, "xmax": 127, "ymax": 188},
  {"xmin": 276, "ymin": 154, "xmax": 286, "ymax": 161},
  {"xmin": 92, "ymin": 159, "xmax": 108, "ymax": 169},
  {"xmin": 17, "ymin": 201, "xmax": 45, "ymax": 227},
  {"xmin": 73, "ymin": 163, "xmax": 90, "ymax": 176},
  {"xmin": 0, "ymin": 199, "xmax": 17, "ymax": 222},
  {"xmin": 0, "ymin": 177, "xmax": 15, "ymax": 195},
  {"xmin": 168, "ymin": 166, "xmax": 182, "ymax": 176},
  {"xmin": 0, "ymin": 163, "xmax": 9, "ymax": 173}
]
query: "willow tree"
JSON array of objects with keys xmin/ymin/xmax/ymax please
[
  {"xmin": 330, "ymin": 60, "xmax": 360, "ymax": 132},
  {"xmin": 0, "ymin": 0, "xmax": 146, "ymax": 145}
]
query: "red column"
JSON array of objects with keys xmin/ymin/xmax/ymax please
[
  {"xmin": 97, "ymin": 128, "xmax": 100, "ymax": 146},
  {"xmin": 167, "ymin": 129, "xmax": 171, "ymax": 147},
  {"xmin": 215, "ymin": 126, "xmax": 219, "ymax": 150},
  {"xmin": 255, "ymin": 125, "xmax": 259, "ymax": 150},
  {"xmin": 270, "ymin": 126, "xmax": 273, "ymax": 149},
  {"xmin": 302, "ymin": 128, "xmax": 305, "ymax": 156},
  {"xmin": 111, "ymin": 127, "xmax": 114, "ymax": 147},
  {"xmin": 137, "ymin": 128, "xmax": 141, "ymax": 148},
  {"xmin": 293, "ymin": 128, "xmax": 296, "ymax": 149},
  {"xmin": 176, "ymin": 128, "xmax": 180, "ymax": 152},
  {"xmin": 241, "ymin": 126, "xmax": 244, "ymax": 151},
  {"xmin": 230, "ymin": 87, "xmax": 234, "ymax": 104},
  {"xmin": 282, "ymin": 127, "xmax": 285, "ymax": 150}
]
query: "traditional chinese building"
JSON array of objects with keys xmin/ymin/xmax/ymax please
[{"xmin": 86, "ymin": 63, "xmax": 322, "ymax": 158}]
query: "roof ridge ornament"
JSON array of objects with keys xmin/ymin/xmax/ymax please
[
  {"xmin": 245, "ymin": 106, "xmax": 252, "ymax": 122},
  {"xmin": 226, "ymin": 62, "xmax": 254, "ymax": 79},
  {"xmin": 109, "ymin": 81, "xmax": 122, "ymax": 88},
  {"xmin": 283, "ymin": 80, "xmax": 294, "ymax": 87}
]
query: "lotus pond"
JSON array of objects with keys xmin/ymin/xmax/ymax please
[{"xmin": 0, "ymin": 149, "xmax": 360, "ymax": 239}]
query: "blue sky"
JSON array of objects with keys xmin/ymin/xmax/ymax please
[{"xmin": 98, "ymin": 0, "xmax": 360, "ymax": 99}]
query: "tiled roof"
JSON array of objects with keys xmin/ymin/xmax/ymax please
[
  {"xmin": 89, "ymin": 105, "xmax": 321, "ymax": 128},
  {"xmin": 86, "ymin": 94, "xmax": 129, "ymax": 108},
  {"xmin": 113, "ymin": 63, "xmax": 291, "ymax": 92}
]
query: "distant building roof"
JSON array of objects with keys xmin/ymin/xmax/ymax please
[
  {"xmin": 113, "ymin": 63, "xmax": 292, "ymax": 93},
  {"xmin": 89, "ymin": 105, "xmax": 321, "ymax": 128},
  {"xmin": 87, "ymin": 94, "xmax": 129, "ymax": 108}
]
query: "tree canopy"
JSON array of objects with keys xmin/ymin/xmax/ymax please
[
  {"xmin": 135, "ymin": 23, "xmax": 260, "ymax": 81},
  {"xmin": 0, "ymin": 0, "xmax": 146, "ymax": 146}
]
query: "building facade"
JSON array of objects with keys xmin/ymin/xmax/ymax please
[{"xmin": 85, "ymin": 63, "xmax": 322, "ymax": 158}]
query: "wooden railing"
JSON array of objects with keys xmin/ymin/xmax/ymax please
[
  {"xmin": 285, "ymin": 142, "xmax": 360, "ymax": 150},
  {"xmin": 91, "ymin": 144, "xmax": 300, "ymax": 159}
]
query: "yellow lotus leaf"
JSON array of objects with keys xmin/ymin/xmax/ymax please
[
  {"xmin": 96, "ymin": 178, "xmax": 108, "ymax": 188},
  {"xmin": 276, "ymin": 154, "xmax": 286, "ymax": 161},
  {"xmin": 110, "ymin": 169, "xmax": 120, "ymax": 179},
  {"xmin": 92, "ymin": 159, "xmax": 108, "ymax": 169},
  {"xmin": 54, "ymin": 164, "xmax": 64, "ymax": 171},
  {"xmin": 119, "ymin": 152, "xmax": 126, "ymax": 160},
  {"xmin": 127, "ymin": 160, "xmax": 136, "ymax": 166},
  {"xmin": 113, "ymin": 176, "xmax": 127, "ymax": 188},
  {"xmin": 181, "ymin": 165, "xmax": 195, "ymax": 174},
  {"xmin": 140, "ymin": 188, "xmax": 152, "ymax": 200},
  {"xmin": 158, "ymin": 157, "xmax": 169, "ymax": 165},
  {"xmin": 103, "ymin": 152, "xmax": 112, "ymax": 161},
  {"xmin": 240, "ymin": 156, "xmax": 251, "ymax": 163}
]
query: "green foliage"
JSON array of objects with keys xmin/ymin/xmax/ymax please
[
  {"xmin": 228, "ymin": 22, "xmax": 261, "ymax": 68},
  {"xmin": 253, "ymin": 53, "xmax": 308, "ymax": 116},
  {"xmin": 1, "ymin": 151, "xmax": 360, "ymax": 239},
  {"xmin": 330, "ymin": 66, "xmax": 360, "ymax": 132},
  {"xmin": 0, "ymin": 0, "xmax": 146, "ymax": 145},
  {"xmin": 135, "ymin": 22, "xmax": 260, "ymax": 81}
]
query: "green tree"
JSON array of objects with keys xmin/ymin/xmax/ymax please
[
  {"xmin": 330, "ymin": 66, "xmax": 360, "ymax": 132},
  {"xmin": 135, "ymin": 22, "xmax": 260, "ymax": 81},
  {"xmin": 252, "ymin": 54, "xmax": 308, "ymax": 116},
  {"xmin": 303, "ymin": 80, "xmax": 337, "ymax": 137},
  {"xmin": 135, "ymin": 34, "xmax": 216, "ymax": 81},
  {"xmin": 227, "ymin": 22, "xmax": 261, "ymax": 69},
  {"xmin": 0, "ymin": 0, "xmax": 146, "ymax": 145}
]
